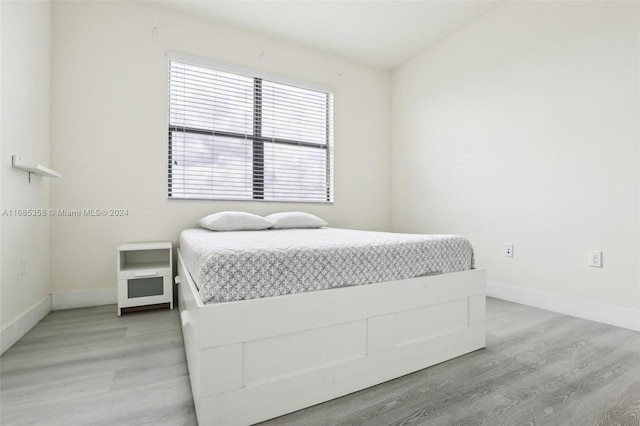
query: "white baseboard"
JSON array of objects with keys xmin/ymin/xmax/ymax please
[
  {"xmin": 52, "ymin": 287, "xmax": 117, "ymax": 310},
  {"xmin": 1, "ymin": 295, "xmax": 52, "ymax": 355},
  {"xmin": 487, "ymin": 280, "xmax": 640, "ymax": 332}
]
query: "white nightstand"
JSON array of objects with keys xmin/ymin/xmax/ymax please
[{"xmin": 117, "ymin": 242, "xmax": 173, "ymax": 316}]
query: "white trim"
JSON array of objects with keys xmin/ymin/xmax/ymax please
[
  {"xmin": 166, "ymin": 50, "xmax": 336, "ymax": 94},
  {"xmin": 487, "ymin": 280, "xmax": 640, "ymax": 332},
  {"xmin": 1, "ymin": 295, "xmax": 51, "ymax": 355},
  {"xmin": 52, "ymin": 287, "xmax": 117, "ymax": 310}
]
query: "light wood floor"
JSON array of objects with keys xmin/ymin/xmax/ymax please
[{"xmin": 1, "ymin": 298, "xmax": 639, "ymax": 425}]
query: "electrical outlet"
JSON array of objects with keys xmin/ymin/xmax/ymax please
[
  {"xmin": 504, "ymin": 243, "xmax": 513, "ymax": 257},
  {"xmin": 589, "ymin": 250, "xmax": 602, "ymax": 267},
  {"xmin": 21, "ymin": 256, "xmax": 27, "ymax": 275}
]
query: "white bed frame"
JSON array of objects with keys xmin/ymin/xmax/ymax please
[{"xmin": 176, "ymin": 249, "xmax": 485, "ymax": 426}]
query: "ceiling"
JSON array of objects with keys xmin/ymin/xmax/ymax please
[{"xmin": 154, "ymin": 1, "xmax": 504, "ymax": 70}]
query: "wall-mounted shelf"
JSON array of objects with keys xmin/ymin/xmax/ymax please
[{"xmin": 12, "ymin": 155, "xmax": 61, "ymax": 182}]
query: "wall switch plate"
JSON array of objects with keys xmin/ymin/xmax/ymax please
[
  {"xmin": 589, "ymin": 250, "xmax": 602, "ymax": 267},
  {"xmin": 504, "ymin": 243, "xmax": 513, "ymax": 257}
]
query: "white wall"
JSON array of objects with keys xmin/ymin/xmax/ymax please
[
  {"xmin": 50, "ymin": 1, "xmax": 391, "ymax": 301},
  {"xmin": 392, "ymin": 1, "xmax": 639, "ymax": 328},
  {"xmin": 1, "ymin": 1, "xmax": 53, "ymax": 345}
]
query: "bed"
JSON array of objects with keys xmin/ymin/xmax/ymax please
[{"xmin": 176, "ymin": 227, "xmax": 486, "ymax": 426}]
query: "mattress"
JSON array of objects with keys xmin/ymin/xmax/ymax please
[{"xmin": 180, "ymin": 227, "xmax": 475, "ymax": 304}]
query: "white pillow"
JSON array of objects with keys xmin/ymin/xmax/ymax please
[
  {"xmin": 197, "ymin": 211, "xmax": 273, "ymax": 231},
  {"xmin": 265, "ymin": 212, "xmax": 328, "ymax": 229}
]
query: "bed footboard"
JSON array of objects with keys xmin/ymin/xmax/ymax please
[{"xmin": 177, "ymin": 249, "xmax": 485, "ymax": 426}]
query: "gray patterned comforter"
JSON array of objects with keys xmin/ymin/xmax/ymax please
[{"xmin": 180, "ymin": 227, "xmax": 475, "ymax": 304}]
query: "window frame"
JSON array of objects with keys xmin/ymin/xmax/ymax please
[{"xmin": 167, "ymin": 53, "xmax": 335, "ymax": 203}]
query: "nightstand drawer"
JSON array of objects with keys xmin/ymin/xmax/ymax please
[
  {"xmin": 127, "ymin": 276, "xmax": 164, "ymax": 298},
  {"xmin": 118, "ymin": 275, "xmax": 172, "ymax": 310},
  {"xmin": 118, "ymin": 268, "xmax": 170, "ymax": 280}
]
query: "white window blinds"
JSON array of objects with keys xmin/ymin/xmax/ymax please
[{"xmin": 168, "ymin": 59, "xmax": 334, "ymax": 202}]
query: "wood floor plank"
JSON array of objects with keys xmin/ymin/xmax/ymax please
[
  {"xmin": 263, "ymin": 299, "xmax": 640, "ymax": 426},
  {"xmin": 334, "ymin": 317, "xmax": 608, "ymax": 425},
  {"xmin": 593, "ymin": 380, "xmax": 640, "ymax": 426},
  {"xmin": 0, "ymin": 306, "xmax": 197, "ymax": 426},
  {"xmin": 1, "ymin": 298, "xmax": 638, "ymax": 426}
]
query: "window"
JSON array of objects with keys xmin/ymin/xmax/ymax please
[{"xmin": 168, "ymin": 59, "xmax": 334, "ymax": 202}]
